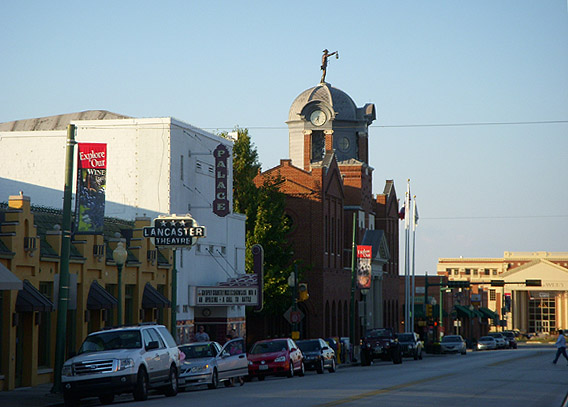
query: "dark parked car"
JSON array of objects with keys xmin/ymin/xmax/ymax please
[
  {"xmin": 396, "ymin": 332, "xmax": 423, "ymax": 360},
  {"xmin": 501, "ymin": 331, "xmax": 518, "ymax": 349},
  {"xmin": 296, "ymin": 338, "xmax": 336, "ymax": 374},
  {"xmin": 360, "ymin": 328, "xmax": 402, "ymax": 366}
]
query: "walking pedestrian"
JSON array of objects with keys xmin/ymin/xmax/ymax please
[{"xmin": 552, "ymin": 329, "xmax": 568, "ymax": 365}]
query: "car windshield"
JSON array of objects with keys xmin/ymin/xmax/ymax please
[
  {"xmin": 489, "ymin": 333, "xmax": 504, "ymax": 338},
  {"xmin": 366, "ymin": 329, "xmax": 391, "ymax": 338},
  {"xmin": 250, "ymin": 340, "xmax": 288, "ymax": 354},
  {"xmin": 179, "ymin": 344, "xmax": 215, "ymax": 359},
  {"xmin": 502, "ymin": 332, "xmax": 514, "ymax": 338},
  {"xmin": 479, "ymin": 336, "xmax": 494, "ymax": 341},
  {"xmin": 397, "ymin": 334, "xmax": 414, "ymax": 342},
  {"xmin": 297, "ymin": 340, "xmax": 320, "ymax": 352},
  {"xmin": 79, "ymin": 330, "xmax": 142, "ymax": 354},
  {"xmin": 442, "ymin": 336, "xmax": 461, "ymax": 343}
]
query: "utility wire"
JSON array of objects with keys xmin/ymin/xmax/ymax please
[
  {"xmin": 420, "ymin": 215, "xmax": 568, "ymax": 220},
  {"xmin": 201, "ymin": 119, "xmax": 568, "ymax": 132}
]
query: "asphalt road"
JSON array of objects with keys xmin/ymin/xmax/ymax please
[{"xmin": 71, "ymin": 344, "xmax": 568, "ymax": 407}]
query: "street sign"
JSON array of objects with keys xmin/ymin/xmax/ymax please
[
  {"xmin": 284, "ymin": 306, "xmax": 304, "ymax": 324},
  {"xmin": 143, "ymin": 215, "xmax": 206, "ymax": 248}
]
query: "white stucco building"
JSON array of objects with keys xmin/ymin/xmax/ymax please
[{"xmin": 0, "ymin": 110, "xmax": 246, "ymax": 342}]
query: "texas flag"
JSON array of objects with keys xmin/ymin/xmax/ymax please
[{"xmin": 398, "ymin": 206, "xmax": 405, "ymax": 220}]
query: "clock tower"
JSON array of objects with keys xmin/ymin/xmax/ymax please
[{"xmin": 286, "ymin": 82, "xmax": 376, "ymax": 170}]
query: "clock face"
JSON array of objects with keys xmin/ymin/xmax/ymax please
[
  {"xmin": 338, "ymin": 137, "xmax": 350, "ymax": 152},
  {"xmin": 310, "ymin": 110, "xmax": 327, "ymax": 126}
]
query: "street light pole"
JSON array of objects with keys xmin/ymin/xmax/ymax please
[
  {"xmin": 113, "ymin": 240, "xmax": 128, "ymax": 326},
  {"xmin": 349, "ymin": 213, "xmax": 357, "ymax": 362},
  {"xmin": 52, "ymin": 124, "xmax": 76, "ymax": 394}
]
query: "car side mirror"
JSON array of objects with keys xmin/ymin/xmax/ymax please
[
  {"xmin": 290, "ymin": 348, "xmax": 297, "ymax": 352},
  {"xmin": 322, "ymin": 346, "xmax": 329, "ymax": 351},
  {"xmin": 146, "ymin": 341, "xmax": 159, "ymax": 351}
]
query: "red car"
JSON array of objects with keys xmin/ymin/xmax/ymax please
[{"xmin": 247, "ymin": 338, "xmax": 304, "ymax": 380}]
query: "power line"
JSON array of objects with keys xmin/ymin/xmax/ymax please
[
  {"xmin": 422, "ymin": 215, "xmax": 568, "ymax": 220},
  {"xmin": 202, "ymin": 119, "xmax": 568, "ymax": 131}
]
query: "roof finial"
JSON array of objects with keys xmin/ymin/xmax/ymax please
[{"xmin": 320, "ymin": 49, "xmax": 339, "ymax": 84}]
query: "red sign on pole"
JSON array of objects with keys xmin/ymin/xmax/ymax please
[
  {"xmin": 75, "ymin": 143, "xmax": 107, "ymax": 234},
  {"xmin": 357, "ymin": 245, "xmax": 372, "ymax": 289}
]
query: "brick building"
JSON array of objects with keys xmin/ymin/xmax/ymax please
[{"xmin": 253, "ymin": 81, "xmax": 400, "ymax": 343}]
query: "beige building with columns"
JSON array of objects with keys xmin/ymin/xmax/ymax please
[{"xmin": 437, "ymin": 252, "xmax": 568, "ymax": 335}]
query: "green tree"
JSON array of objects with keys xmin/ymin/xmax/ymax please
[{"xmin": 223, "ymin": 128, "xmax": 295, "ymax": 316}]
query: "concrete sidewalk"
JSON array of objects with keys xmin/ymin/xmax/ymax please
[{"xmin": 0, "ymin": 383, "xmax": 63, "ymax": 407}]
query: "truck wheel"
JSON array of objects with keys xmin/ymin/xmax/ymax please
[
  {"xmin": 133, "ymin": 367, "xmax": 149, "ymax": 401},
  {"xmin": 392, "ymin": 348, "xmax": 403, "ymax": 364},
  {"xmin": 361, "ymin": 351, "xmax": 370, "ymax": 366}
]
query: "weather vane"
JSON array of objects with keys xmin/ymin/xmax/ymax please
[{"xmin": 320, "ymin": 49, "xmax": 339, "ymax": 84}]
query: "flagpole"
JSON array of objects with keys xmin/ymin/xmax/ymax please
[
  {"xmin": 404, "ymin": 179, "xmax": 410, "ymax": 331},
  {"xmin": 411, "ymin": 195, "xmax": 417, "ymax": 333}
]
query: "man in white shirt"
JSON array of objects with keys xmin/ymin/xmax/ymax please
[{"xmin": 552, "ymin": 329, "xmax": 568, "ymax": 364}]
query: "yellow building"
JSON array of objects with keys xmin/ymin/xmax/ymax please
[
  {"xmin": 0, "ymin": 194, "xmax": 173, "ymax": 391},
  {"xmin": 437, "ymin": 252, "xmax": 568, "ymax": 335}
]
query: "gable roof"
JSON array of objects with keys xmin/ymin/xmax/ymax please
[{"xmin": 500, "ymin": 259, "xmax": 568, "ymax": 291}]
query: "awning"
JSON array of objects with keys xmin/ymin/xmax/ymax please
[
  {"xmin": 479, "ymin": 307, "xmax": 499, "ymax": 320},
  {"xmin": 142, "ymin": 283, "xmax": 170, "ymax": 309},
  {"xmin": 0, "ymin": 263, "xmax": 23, "ymax": 290},
  {"xmin": 454, "ymin": 305, "xmax": 485, "ymax": 319},
  {"xmin": 16, "ymin": 280, "xmax": 54, "ymax": 312},
  {"xmin": 454, "ymin": 305, "xmax": 474, "ymax": 318},
  {"xmin": 87, "ymin": 280, "xmax": 118, "ymax": 310}
]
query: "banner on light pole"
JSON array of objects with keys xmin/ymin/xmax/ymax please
[
  {"xmin": 75, "ymin": 143, "xmax": 107, "ymax": 234},
  {"xmin": 357, "ymin": 245, "xmax": 372, "ymax": 289}
]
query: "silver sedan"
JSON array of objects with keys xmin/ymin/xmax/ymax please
[
  {"xmin": 440, "ymin": 335, "xmax": 467, "ymax": 355},
  {"xmin": 178, "ymin": 338, "xmax": 248, "ymax": 390}
]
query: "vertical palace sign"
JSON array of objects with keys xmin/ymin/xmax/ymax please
[{"xmin": 213, "ymin": 144, "xmax": 230, "ymax": 217}]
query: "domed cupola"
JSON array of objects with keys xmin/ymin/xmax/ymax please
[
  {"xmin": 286, "ymin": 82, "xmax": 376, "ymax": 169},
  {"xmin": 287, "ymin": 83, "xmax": 358, "ymax": 123}
]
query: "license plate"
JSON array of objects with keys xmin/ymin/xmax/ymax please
[{"xmin": 259, "ymin": 365, "xmax": 268, "ymax": 370}]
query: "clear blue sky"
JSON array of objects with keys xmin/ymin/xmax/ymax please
[{"xmin": 2, "ymin": 1, "xmax": 567, "ymax": 275}]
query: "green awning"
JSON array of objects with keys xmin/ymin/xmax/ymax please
[
  {"xmin": 454, "ymin": 305, "xmax": 486, "ymax": 319},
  {"xmin": 479, "ymin": 307, "xmax": 499, "ymax": 320},
  {"xmin": 454, "ymin": 305, "xmax": 474, "ymax": 318}
]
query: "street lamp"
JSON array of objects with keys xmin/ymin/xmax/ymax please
[{"xmin": 113, "ymin": 240, "xmax": 128, "ymax": 326}]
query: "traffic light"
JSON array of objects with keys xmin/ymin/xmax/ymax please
[
  {"xmin": 491, "ymin": 279, "xmax": 505, "ymax": 287},
  {"xmin": 298, "ymin": 283, "xmax": 309, "ymax": 302},
  {"xmin": 426, "ymin": 304, "xmax": 433, "ymax": 317},
  {"xmin": 525, "ymin": 279, "xmax": 542, "ymax": 287},
  {"xmin": 504, "ymin": 294, "xmax": 511, "ymax": 312},
  {"xmin": 446, "ymin": 280, "xmax": 470, "ymax": 288}
]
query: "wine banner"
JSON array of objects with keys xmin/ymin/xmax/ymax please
[{"xmin": 74, "ymin": 143, "xmax": 107, "ymax": 234}]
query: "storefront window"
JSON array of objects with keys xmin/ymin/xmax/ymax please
[{"xmin": 38, "ymin": 282, "xmax": 53, "ymax": 368}]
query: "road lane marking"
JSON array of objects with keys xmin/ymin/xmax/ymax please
[
  {"xmin": 487, "ymin": 350, "xmax": 546, "ymax": 367},
  {"xmin": 317, "ymin": 373, "xmax": 453, "ymax": 406}
]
